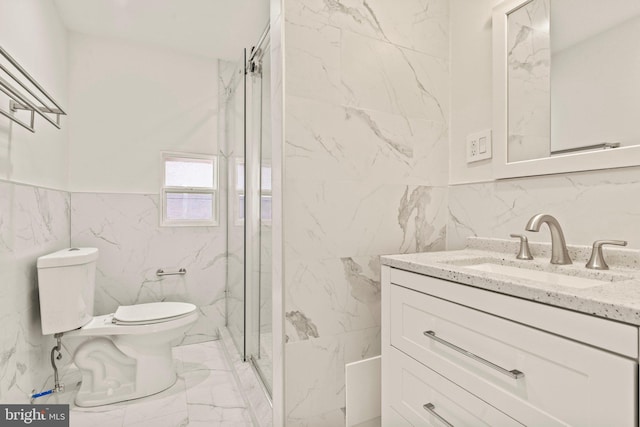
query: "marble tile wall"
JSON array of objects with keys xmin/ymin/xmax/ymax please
[
  {"xmin": 282, "ymin": 0, "xmax": 450, "ymax": 424},
  {"xmin": 0, "ymin": 181, "xmax": 71, "ymax": 402},
  {"xmin": 70, "ymin": 193, "xmax": 226, "ymax": 344},
  {"xmin": 447, "ymin": 166, "xmax": 640, "ymax": 250}
]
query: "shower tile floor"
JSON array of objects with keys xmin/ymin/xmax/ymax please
[{"xmin": 57, "ymin": 341, "xmax": 254, "ymax": 427}]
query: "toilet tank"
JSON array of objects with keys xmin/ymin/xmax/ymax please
[{"xmin": 37, "ymin": 248, "xmax": 98, "ymax": 335}]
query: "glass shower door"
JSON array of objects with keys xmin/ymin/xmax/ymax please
[
  {"xmin": 225, "ymin": 51, "xmax": 247, "ymax": 358},
  {"xmin": 246, "ymin": 35, "xmax": 273, "ymax": 395},
  {"xmin": 224, "ymin": 33, "xmax": 272, "ymax": 397}
]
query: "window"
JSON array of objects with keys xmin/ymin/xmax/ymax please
[
  {"xmin": 161, "ymin": 152, "xmax": 218, "ymax": 226},
  {"xmin": 235, "ymin": 160, "xmax": 272, "ymax": 224}
]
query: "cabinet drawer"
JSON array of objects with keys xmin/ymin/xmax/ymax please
[
  {"xmin": 390, "ymin": 284, "xmax": 637, "ymax": 426},
  {"xmin": 388, "ymin": 346, "xmax": 523, "ymax": 427},
  {"xmin": 389, "ymin": 268, "xmax": 638, "ymax": 358}
]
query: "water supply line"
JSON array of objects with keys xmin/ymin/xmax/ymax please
[
  {"xmin": 30, "ymin": 332, "xmax": 64, "ymax": 402},
  {"xmin": 51, "ymin": 333, "xmax": 64, "ymax": 393}
]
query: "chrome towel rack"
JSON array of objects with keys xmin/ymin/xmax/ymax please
[{"xmin": 0, "ymin": 45, "xmax": 67, "ymax": 133}]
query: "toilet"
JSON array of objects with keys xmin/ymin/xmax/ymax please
[{"xmin": 36, "ymin": 247, "xmax": 198, "ymax": 407}]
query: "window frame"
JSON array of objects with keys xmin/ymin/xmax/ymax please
[{"xmin": 160, "ymin": 151, "xmax": 218, "ymax": 227}]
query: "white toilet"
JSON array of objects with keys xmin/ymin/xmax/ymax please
[{"xmin": 36, "ymin": 247, "xmax": 198, "ymax": 407}]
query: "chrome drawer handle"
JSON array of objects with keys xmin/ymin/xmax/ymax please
[
  {"xmin": 423, "ymin": 403, "xmax": 454, "ymax": 427},
  {"xmin": 423, "ymin": 330, "xmax": 524, "ymax": 380}
]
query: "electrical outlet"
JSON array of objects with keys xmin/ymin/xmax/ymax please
[
  {"xmin": 466, "ymin": 135, "xmax": 476, "ymax": 163},
  {"xmin": 466, "ymin": 130, "xmax": 492, "ymax": 163}
]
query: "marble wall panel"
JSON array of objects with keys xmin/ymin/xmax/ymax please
[
  {"xmin": 284, "ymin": 181, "xmax": 447, "ymax": 260},
  {"xmin": 284, "ymin": 326, "xmax": 380, "ymax": 426},
  {"xmin": 70, "ymin": 193, "xmax": 226, "ymax": 344},
  {"xmin": 0, "ymin": 182, "xmax": 71, "ymax": 402},
  {"xmin": 285, "ymin": 19, "xmax": 343, "ymax": 104},
  {"xmin": 285, "ymin": 335, "xmax": 342, "ymax": 422},
  {"xmin": 285, "ymin": 0, "xmax": 449, "ymax": 58},
  {"xmin": 284, "ymin": 254, "xmax": 380, "ymax": 343},
  {"xmin": 447, "ymin": 182, "xmax": 496, "ymax": 249},
  {"xmin": 286, "ymin": 96, "xmax": 448, "ymax": 186},
  {"xmin": 284, "ymin": 2, "xmax": 450, "ymax": 122},
  {"xmin": 447, "ymin": 166, "xmax": 640, "ymax": 251},
  {"xmin": 341, "ymin": 30, "xmax": 449, "ymax": 121},
  {"xmin": 282, "ymin": 0, "xmax": 450, "ymax": 424}
]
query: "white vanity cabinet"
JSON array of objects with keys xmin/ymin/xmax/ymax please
[{"xmin": 381, "ymin": 265, "xmax": 639, "ymax": 427}]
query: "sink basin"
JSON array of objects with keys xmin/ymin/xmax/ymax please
[
  {"xmin": 440, "ymin": 255, "xmax": 635, "ymax": 289},
  {"xmin": 465, "ymin": 263, "xmax": 609, "ymax": 289}
]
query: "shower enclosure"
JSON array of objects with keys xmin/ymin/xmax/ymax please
[{"xmin": 224, "ymin": 27, "xmax": 273, "ymax": 396}]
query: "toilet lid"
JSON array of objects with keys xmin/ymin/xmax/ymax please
[{"xmin": 113, "ymin": 302, "xmax": 196, "ymax": 325}]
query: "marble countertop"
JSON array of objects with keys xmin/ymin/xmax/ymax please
[{"xmin": 381, "ymin": 237, "xmax": 640, "ymax": 326}]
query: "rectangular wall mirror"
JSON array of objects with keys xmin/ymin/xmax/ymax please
[{"xmin": 493, "ymin": 0, "xmax": 640, "ymax": 178}]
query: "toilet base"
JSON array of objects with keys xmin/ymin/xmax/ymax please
[
  {"xmin": 75, "ymin": 374, "xmax": 177, "ymax": 407},
  {"xmin": 73, "ymin": 335, "xmax": 179, "ymax": 407}
]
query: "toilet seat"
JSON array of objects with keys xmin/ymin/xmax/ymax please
[
  {"xmin": 64, "ymin": 302, "xmax": 198, "ymax": 337},
  {"xmin": 113, "ymin": 302, "xmax": 196, "ymax": 325}
]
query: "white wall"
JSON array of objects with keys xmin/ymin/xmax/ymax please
[
  {"xmin": 0, "ymin": 0, "xmax": 69, "ymax": 190},
  {"xmin": 67, "ymin": 33, "xmax": 219, "ymax": 193},
  {"xmin": 449, "ymin": 0, "xmax": 497, "ymax": 184}
]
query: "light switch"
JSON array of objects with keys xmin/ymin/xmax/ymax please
[
  {"xmin": 479, "ymin": 137, "xmax": 487, "ymax": 154},
  {"xmin": 466, "ymin": 130, "xmax": 492, "ymax": 163}
]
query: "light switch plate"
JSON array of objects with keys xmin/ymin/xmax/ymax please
[{"xmin": 466, "ymin": 129, "xmax": 492, "ymax": 163}]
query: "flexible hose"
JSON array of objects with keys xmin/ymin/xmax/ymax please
[
  {"xmin": 49, "ymin": 333, "xmax": 64, "ymax": 393},
  {"xmin": 31, "ymin": 333, "xmax": 65, "ymax": 402}
]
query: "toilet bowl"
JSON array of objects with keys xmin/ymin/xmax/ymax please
[{"xmin": 36, "ymin": 248, "xmax": 198, "ymax": 407}]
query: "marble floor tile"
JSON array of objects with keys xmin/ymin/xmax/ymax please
[
  {"xmin": 219, "ymin": 327, "xmax": 273, "ymax": 427},
  {"xmin": 125, "ymin": 411, "xmax": 189, "ymax": 427},
  {"xmin": 179, "ymin": 341, "xmax": 230, "ymax": 370},
  {"xmin": 121, "ymin": 378, "xmax": 188, "ymax": 426},
  {"xmin": 186, "ymin": 422, "xmax": 253, "ymax": 427},
  {"xmin": 70, "ymin": 407, "xmax": 126, "ymax": 427}
]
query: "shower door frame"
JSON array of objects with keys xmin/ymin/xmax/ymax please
[{"xmin": 244, "ymin": 24, "xmax": 273, "ymax": 399}]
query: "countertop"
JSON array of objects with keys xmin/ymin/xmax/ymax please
[{"xmin": 381, "ymin": 237, "xmax": 640, "ymax": 326}]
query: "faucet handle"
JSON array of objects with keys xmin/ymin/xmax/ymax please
[
  {"xmin": 586, "ymin": 240, "xmax": 628, "ymax": 270},
  {"xmin": 510, "ymin": 234, "xmax": 533, "ymax": 260}
]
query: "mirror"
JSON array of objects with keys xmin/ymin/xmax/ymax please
[{"xmin": 493, "ymin": 0, "xmax": 640, "ymax": 178}]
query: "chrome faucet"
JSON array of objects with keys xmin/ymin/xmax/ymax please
[{"xmin": 525, "ymin": 214, "xmax": 572, "ymax": 265}]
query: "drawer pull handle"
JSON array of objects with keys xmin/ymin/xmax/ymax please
[
  {"xmin": 423, "ymin": 403, "xmax": 454, "ymax": 427},
  {"xmin": 423, "ymin": 330, "xmax": 524, "ymax": 380}
]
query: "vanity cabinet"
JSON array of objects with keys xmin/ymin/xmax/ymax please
[{"xmin": 381, "ymin": 266, "xmax": 639, "ymax": 427}]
